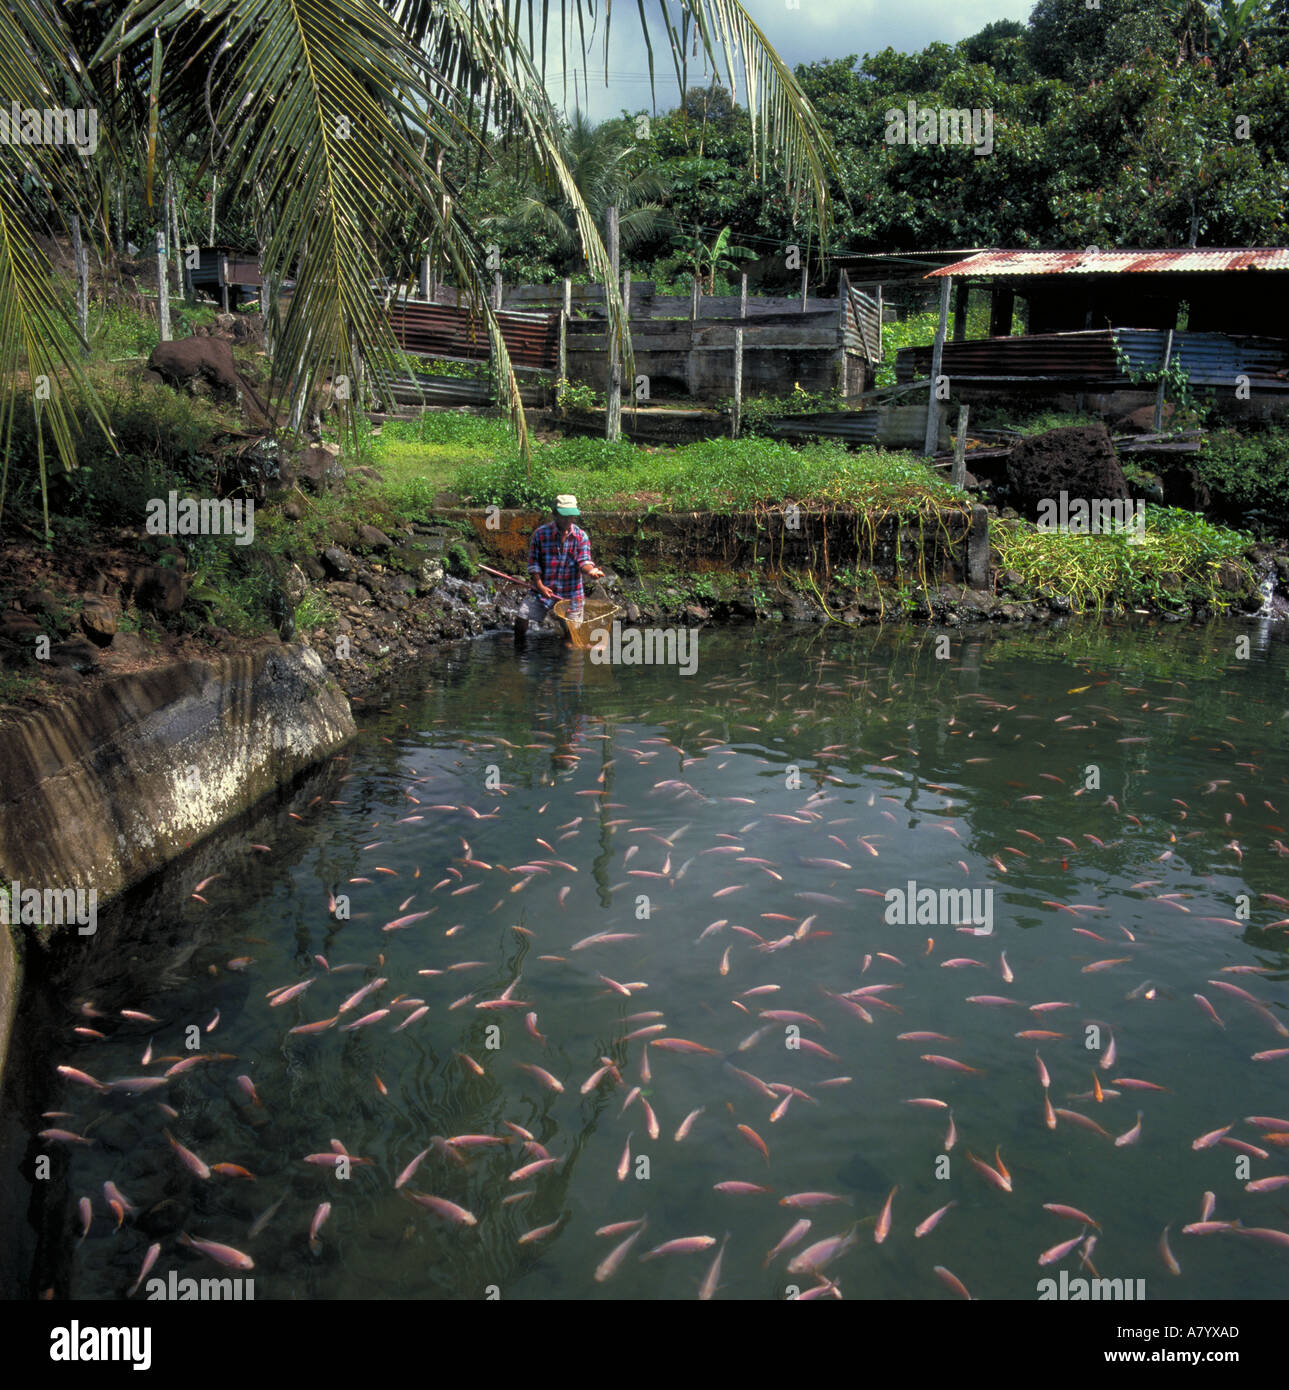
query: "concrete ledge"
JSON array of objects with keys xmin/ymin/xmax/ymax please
[{"xmin": 0, "ymin": 643, "xmax": 355, "ymax": 907}]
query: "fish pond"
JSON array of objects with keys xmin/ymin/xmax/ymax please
[{"xmin": 4, "ymin": 621, "xmax": 1289, "ymax": 1301}]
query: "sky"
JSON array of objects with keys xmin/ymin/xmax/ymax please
[{"xmin": 537, "ymin": 0, "xmax": 1036, "ymax": 122}]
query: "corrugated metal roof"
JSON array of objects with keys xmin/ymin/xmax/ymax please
[{"xmin": 928, "ymin": 249, "xmax": 1289, "ymax": 278}]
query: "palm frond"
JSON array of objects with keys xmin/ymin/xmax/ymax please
[{"xmin": 0, "ymin": 2, "xmax": 111, "ymax": 537}]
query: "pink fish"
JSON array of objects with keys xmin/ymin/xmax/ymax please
[
  {"xmin": 516, "ymin": 1063, "xmax": 564, "ymax": 1093},
  {"xmin": 340, "ymin": 1008, "xmax": 390, "ymax": 1031},
  {"xmin": 674, "ymin": 1107, "xmax": 705, "ymax": 1142},
  {"xmin": 715, "ymin": 1181, "xmax": 772, "ymax": 1195},
  {"xmin": 403, "ymin": 1191, "xmax": 477, "ymax": 1226},
  {"xmin": 763, "ymin": 1219, "xmax": 813, "ymax": 1266},
  {"xmin": 1043, "ymin": 1203, "xmax": 1100, "ymax": 1228},
  {"xmin": 596, "ymin": 1226, "xmax": 644, "ymax": 1282},
  {"xmin": 914, "ymin": 1201, "xmax": 956, "ymax": 1238},
  {"xmin": 1114, "ymin": 1111, "xmax": 1144, "ymax": 1147},
  {"xmin": 165, "ymin": 1130, "xmax": 211, "ymax": 1179},
  {"xmin": 268, "ymin": 979, "xmax": 316, "ymax": 1006},
  {"xmin": 779, "ymin": 1191, "xmax": 850, "ymax": 1208},
  {"xmin": 1039, "ymin": 1233, "xmax": 1086, "ymax": 1266},
  {"xmin": 128, "ymin": 1242, "xmax": 161, "ymax": 1297},
  {"xmin": 1192, "ymin": 1123, "xmax": 1233, "ymax": 1150},
  {"xmin": 641, "ymin": 1235, "xmax": 717, "ymax": 1259},
  {"xmin": 394, "ymin": 1148, "xmax": 431, "ymax": 1190},
  {"xmin": 921, "ymin": 1055, "xmax": 980, "ymax": 1074},
  {"xmin": 179, "ymin": 1233, "xmax": 254, "ymax": 1270},
  {"xmin": 309, "ymin": 1201, "xmax": 331, "ymax": 1252}
]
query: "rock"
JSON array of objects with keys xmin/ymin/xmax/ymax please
[
  {"xmin": 1005, "ymin": 424, "xmax": 1129, "ymax": 521},
  {"xmin": 18, "ymin": 588, "xmax": 54, "ymax": 614},
  {"xmin": 327, "ymin": 581, "xmax": 370, "ymax": 603},
  {"xmin": 1217, "ymin": 562, "xmax": 1247, "ymax": 592},
  {"xmin": 299, "ymin": 556, "xmax": 327, "ymax": 582},
  {"xmin": 282, "ymin": 442, "xmax": 343, "ymax": 492},
  {"xmin": 321, "ymin": 546, "xmax": 353, "ymax": 579},
  {"xmin": 48, "ymin": 636, "xmax": 101, "ymax": 671},
  {"xmin": 282, "ymin": 499, "xmax": 304, "ymax": 521},
  {"xmin": 147, "ymin": 334, "xmax": 272, "ymax": 424},
  {"xmin": 80, "ymin": 594, "xmax": 119, "ymax": 645},
  {"xmin": 1, "ymin": 610, "xmax": 44, "ymax": 642},
  {"xmin": 419, "ymin": 559, "xmax": 445, "ymax": 591},
  {"xmin": 357, "ymin": 524, "xmax": 395, "ymax": 552},
  {"xmin": 386, "ymin": 593, "xmax": 409, "ymax": 611},
  {"xmin": 682, "ymin": 603, "xmax": 710, "ymax": 623},
  {"xmin": 284, "ymin": 564, "xmax": 309, "ymax": 605},
  {"xmin": 133, "ymin": 565, "xmax": 190, "ymax": 616}
]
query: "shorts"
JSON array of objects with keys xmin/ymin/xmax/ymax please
[{"xmin": 518, "ymin": 592, "xmax": 580, "ymax": 625}]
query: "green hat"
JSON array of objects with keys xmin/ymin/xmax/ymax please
[{"xmin": 554, "ymin": 494, "xmax": 580, "ymax": 516}]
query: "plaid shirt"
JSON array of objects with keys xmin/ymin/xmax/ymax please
[{"xmin": 527, "ymin": 521, "xmax": 593, "ymax": 605}]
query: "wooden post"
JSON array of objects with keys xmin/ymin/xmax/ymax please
[
  {"xmin": 607, "ymin": 269, "xmax": 628, "ymax": 442},
  {"xmin": 923, "ymin": 275, "xmax": 951, "ymax": 457},
  {"xmin": 622, "ymin": 269, "xmax": 632, "ymax": 415},
  {"xmin": 1153, "ymin": 328, "xmax": 1174, "ymax": 433},
  {"xmin": 606, "ymin": 204, "xmax": 620, "ymax": 282},
  {"xmin": 557, "ymin": 309, "xmax": 568, "ymax": 393},
  {"xmin": 492, "ymin": 270, "xmax": 503, "ymax": 312},
  {"xmin": 155, "ymin": 231, "xmax": 171, "ymax": 341},
  {"xmin": 605, "ymin": 208, "xmax": 621, "ymax": 440},
  {"xmin": 800, "ymin": 261, "xmax": 808, "ymax": 311},
  {"xmin": 690, "ymin": 277, "xmax": 699, "ymax": 322},
  {"xmin": 208, "ymin": 174, "xmax": 217, "ymax": 245},
  {"xmin": 739, "ymin": 272, "xmax": 748, "ymax": 320},
  {"xmin": 418, "ymin": 253, "xmax": 431, "ymax": 299},
  {"xmin": 952, "ymin": 404, "xmax": 969, "ymax": 489},
  {"xmin": 952, "ymin": 280, "xmax": 969, "ymax": 342},
  {"xmin": 876, "ymin": 283, "xmax": 883, "ymax": 362},
  {"xmin": 220, "ymin": 256, "xmax": 229, "ymax": 314},
  {"xmin": 835, "ymin": 269, "xmax": 849, "ymax": 397},
  {"xmin": 732, "ymin": 326, "xmax": 743, "ymax": 438},
  {"xmin": 989, "ymin": 285, "xmax": 1014, "ymax": 338},
  {"xmin": 71, "ymin": 215, "xmax": 89, "ymax": 354}
]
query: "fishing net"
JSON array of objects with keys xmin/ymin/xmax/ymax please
[{"xmin": 552, "ymin": 598, "xmax": 620, "ymax": 649}]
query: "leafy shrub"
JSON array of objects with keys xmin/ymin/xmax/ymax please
[{"xmin": 1195, "ymin": 428, "xmax": 1289, "ymax": 533}]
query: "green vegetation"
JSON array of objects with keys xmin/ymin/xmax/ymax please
[
  {"xmin": 1195, "ymin": 427, "xmax": 1289, "ymax": 534},
  {"xmin": 994, "ymin": 506, "xmax": 1256, "ymax": 610}
]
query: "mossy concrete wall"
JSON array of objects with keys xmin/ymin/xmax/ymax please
[
  {"xmin": 0, "ymin": 644, "xmax": 355, "ymax": 1081},
  {"xmin": 443, "ymin": 506, "xmax": 986, "ymax": 587}
]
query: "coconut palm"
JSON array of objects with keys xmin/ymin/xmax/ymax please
[
  {"xmin": 489, "ymin": 110, "xmax": 673, "ymax": 268},
  {"xmin": 1, "ymin": 0, "xmax": 837, "ymax": 536}
]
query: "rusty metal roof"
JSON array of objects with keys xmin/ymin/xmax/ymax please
[{"xmin": 927, "ymin": 249, "xmax": 1289, "ymax": 278}]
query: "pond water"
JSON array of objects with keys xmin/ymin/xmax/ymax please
[{"xmin": 5, "ymin": 620, "xmax": 1289, "ymax": 1301}]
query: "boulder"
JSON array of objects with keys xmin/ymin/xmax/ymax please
[
  {"xmin": 357, "ymin": 524, "xmax": 395, "ymax": 552},
  {"xmin": 147, "ymin": 334, "xmax": 272, "ymax": 424},
  {"xmin": 80, "ymin": 594, "xmax": 119, "ymax": 645},
  {"xmin": 1005, "ymin": 425, "xmax": 1129, "ymax": 520},
  {"xmin": 48, "ymin": 636, "xmax": 101, "ymax": 671},
  {"xmin": 321, "ymin": 547, "xmax": 353, "ymax": 579}
]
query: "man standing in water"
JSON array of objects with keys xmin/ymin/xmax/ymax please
[{"xmin": 515, "ymin": 494, "xmax": 605, "ymax": 642}]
